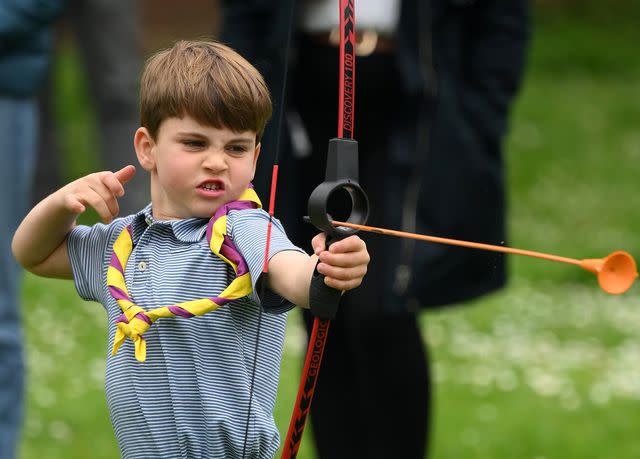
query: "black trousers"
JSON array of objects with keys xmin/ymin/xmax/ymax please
[{"xmin": 288, "ymin": 36, "xmax": 431, "ymax": 459}]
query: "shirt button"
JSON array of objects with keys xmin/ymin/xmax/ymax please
[{"xmin": 137, "ymin": 261, "xmax": 148, "ymax": 271}]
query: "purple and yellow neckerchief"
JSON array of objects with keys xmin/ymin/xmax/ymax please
[{"xmin": 107, "ymin": 187, "xmax": 262, "ymax": 362}]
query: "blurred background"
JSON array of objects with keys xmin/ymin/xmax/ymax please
[{"xmin": 17, "ymin": 0, "xmax": 640, "ymax": 458}]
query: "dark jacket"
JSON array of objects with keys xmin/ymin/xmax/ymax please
[
  {"xmin": 0, "ymin": 0, "xmax": 66, "ymax": 97},
  {"xmin": 222, "ymin": 0, "xmax": 529, "ymax": 309}
]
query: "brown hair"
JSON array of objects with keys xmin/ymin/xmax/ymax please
[{"xmin": 140, "ymin": 40, "xmax": 272, "ymax": 142}]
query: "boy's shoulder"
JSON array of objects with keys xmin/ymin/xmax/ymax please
[
  {"xmin": 227, "ymin": 206, "xmax": 268, "ymax": 219},
  {"xmin": 72, "ymin": 212, "xmax": 137, "ymax": 237},
  {"xmin": 69, "ymin": 208, "xmax": 148, "ymax": 252},
  {"xmin": 226, "ymin": 207, "xmax": 272, "ymax": 233}
]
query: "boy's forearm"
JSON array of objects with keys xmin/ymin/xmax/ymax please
[
  {"xmin": 11, "ymin": 192, "xmax": 78, "ymax": 270},
  {"xmin": 266, "ymin": 251, "xmax": 318, "ymax": 308}
]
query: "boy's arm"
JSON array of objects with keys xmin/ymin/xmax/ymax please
[
  {"xmin": 11, "ymin": 165, "xmax": 136, "ymax": 279},
  {"xmin": 266, "ymin": 234, "xmax": 369, "ymax": 308}
]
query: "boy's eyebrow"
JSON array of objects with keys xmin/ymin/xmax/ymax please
[
  {"xmin": 175, "ymin": 131, "xmax": 208, "ymax": 139},
  {"xmin": 226, "ymin": 136, "xmax": 255, "ymax": 144},
  {"xmin": 176, "ymin": 131, "xmax": 254, "ymax": 144}
]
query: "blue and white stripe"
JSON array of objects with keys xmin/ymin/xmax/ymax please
[{"xmin": 67, "ymin": 206, "xmax": 304, "ymax": 458}]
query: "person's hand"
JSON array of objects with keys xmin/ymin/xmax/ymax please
[
  {"xmin": 311, "ymin": 233, "xmax": 370, "ymax": 291},
  {"xmin": 59, "ymin": 165, "xmax": 136, "ymax": 223}
]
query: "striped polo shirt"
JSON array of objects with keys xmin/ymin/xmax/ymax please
[{"xmin": 67, "ymin": 205, "xmax": 304, "ymax": 459}]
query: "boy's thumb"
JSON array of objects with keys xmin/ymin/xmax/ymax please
[
  {"xmin": 311, "ymin": 232, "xmax": 327, "ymax": 255},
  {"xmin": 114, "ymin": 165, "xmax": 137, "ymax": 185}
]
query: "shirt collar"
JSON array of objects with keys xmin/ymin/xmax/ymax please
[{"xmin": 129, "ymin": 205, "xmax": 209, "ymax": 244}]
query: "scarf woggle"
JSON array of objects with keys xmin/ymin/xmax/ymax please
[{"xmin": 107, "ymin": 188, "xmax": 261, "ymax": 362}]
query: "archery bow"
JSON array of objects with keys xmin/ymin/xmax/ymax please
[
  {"xmin": 242, "ymin": 0, "xmax": 368, "ymax": 455},
  {"xmin": 281, "ymin": 1, "xmax": 369, "ymax": 457},
  {"xmin": 240, "ymin": 0, "xmax": 367, "ymax": 455}
]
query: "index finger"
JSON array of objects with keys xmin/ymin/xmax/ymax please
[
  {"xmin": 114, "ymin": 165, "xmax": 136, "ymax": 185},
  {"xmin": 328, "ymin": 235, "xmax": 365, "ymax": 253}
]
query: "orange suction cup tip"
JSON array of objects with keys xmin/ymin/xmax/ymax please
[{"xmin": 580, "ymin": 251, "xmax": 638, "ymax": 294}]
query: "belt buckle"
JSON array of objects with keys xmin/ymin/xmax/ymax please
[{"xmin": 329, "ymin": 28, "xmax": 378, "ymax": 57}]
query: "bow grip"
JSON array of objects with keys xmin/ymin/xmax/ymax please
[
  {"xmin": 306, "ymin": 138, "xmax": 369, "ymax": 319},
  {"xmin": 309, "ymin": 242, "xmax": 343, "ymax": 320}
]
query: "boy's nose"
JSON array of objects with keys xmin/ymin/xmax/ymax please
[{"xmin": 202, "ymin": 150, "xmax": 228, "ymax": 171}]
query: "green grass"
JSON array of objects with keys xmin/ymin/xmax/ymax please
[{"xmin": 18, "ymin": 9, "xmax": 640, "ymax": 459}]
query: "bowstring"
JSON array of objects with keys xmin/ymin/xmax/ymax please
[{"xmin": 241, "ymin": 1, "xmax": 297, "ymax": 457}]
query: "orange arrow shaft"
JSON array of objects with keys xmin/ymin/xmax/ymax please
[{"xmin": 331, "ymin": 220, "xmax": 582, "ymax": 266}]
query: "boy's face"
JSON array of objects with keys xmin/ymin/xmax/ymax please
[{"xmin": 136, "ymin": 116, "xmax": 260, "ymax": 220}]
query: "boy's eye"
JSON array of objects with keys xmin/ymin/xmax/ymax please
[
  {"xmin": 183, "ymin": 139, "xmax": 206, "ymax": 149},
  {"xmin": 227, "ymin": 145, "xmax": 249, "ymax": 153}
]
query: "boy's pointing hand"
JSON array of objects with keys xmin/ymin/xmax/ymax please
[
  {"xmin": 61, "ymin": 165, "xmax": 137, "ymax": 223},
  {"xmin": 312, "ymin": 233, "xmax": 370, "ymax": 291}
]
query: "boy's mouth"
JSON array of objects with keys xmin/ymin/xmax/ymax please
[{"xmin": 197, "ymin": 180, "xmax": 224, "ymax": 191}]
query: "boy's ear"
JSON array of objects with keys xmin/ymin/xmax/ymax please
[
  {"xmin": 250, "ymin": 142, "xmax": 261, "ymax": 180},
  {"xmin": 134, "ymin": 127, "xmax": 156, "ymax": 171}
]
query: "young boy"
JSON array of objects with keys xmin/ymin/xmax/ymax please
[{"xmin": 12, "ymin": 40, "xmax": 369, "ymax": 458}]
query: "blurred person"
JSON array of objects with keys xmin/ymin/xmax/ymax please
[
  {"xmin": 12, "ymin": 39, "xmax": 370, "ymax": 458},
  {"xmin": 221, "ymin": 0, "xmax": 530, "ymax": 457},
  {"xmin": 0, "ymin": 1, "xmax": 66, "ymax": 458},
  {"xmin": 33, "ymin": 0, "xmax": 145, "ymax": 215}
]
